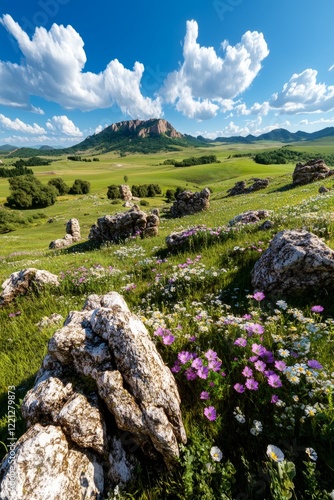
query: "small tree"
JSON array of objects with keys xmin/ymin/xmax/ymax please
[
  {"xmin": 124, "ymin": 175, "xmax": 129, "ymax": 183},
  {"xmin": 48, "ymin": 178, "xmax": 70, "ymax": 195},
  {"xmin": 7, "ymin": 175, "xmax": 57, "ymax": 209},
  {"xmin": 69, "ymin": 179, "xmax": 91, "ymax": 195}
]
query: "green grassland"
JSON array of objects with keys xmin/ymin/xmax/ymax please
[{"xmin": 0, "ymin": 141, "xmax": 334, "ymax": 499}]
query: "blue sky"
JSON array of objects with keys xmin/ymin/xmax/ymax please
[{"xmin": 1, "ymin": 0, "xmax": 334, "ymax": 146}]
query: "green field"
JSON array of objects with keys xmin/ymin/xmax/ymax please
[{"xmin": 1, "ymin": 141, "xmax": 334, "ymax": 499}]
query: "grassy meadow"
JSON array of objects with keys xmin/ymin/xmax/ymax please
[{"xmin": 0, "ymin": 142, "xmax": 334, "ymax": 499}]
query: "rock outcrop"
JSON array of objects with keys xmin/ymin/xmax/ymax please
[
  {"xmin": 229, "ymin": 210, "xmax": 272, "ymax": 226},
  {"xmin": 109, "ymin": 119, "xmax": 183, "ymax": 139},
  {"xmin": 319, "ymin": 185, "xmax": 330, "ymax": 194},
  {"xmin": 251, "ymin": 229, "xmax": 334, "ymax": 296},
  {"xmin": 49, "ymin": 218, "xmax": 81, "ymax": 250},
  {"xmin": 292, "ymin": 159, "xmax": 334, "ymax": 185},
  {"xmin": 171, "ymin": 188, "xmax": 210, "ymax": 217},
  {"xmin": 0, "ymin": 268, "xmax": 60, "ymax": 306},
  {"xmin": 166, "ymin": 225, "xmax": 208, "ymax": 249},
  {"xmin": 88, "ymin": 206, "xmax": 160, "ymax": 244},
  {"xmin": 227, "ymin": 178, "xmax": 269, "ymax": 196},
  {"xmin": 0, "ymin": 292, "xmax": 186, "ymax": 499},
  {"xmin": 119, "ymin": 185, "xmax": 132, "ymax": 201}
]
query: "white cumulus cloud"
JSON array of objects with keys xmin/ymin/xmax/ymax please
[
  {"xmin": 162, "ymin": 20, "xmax": 269, "ymax": 119},
  {"xmin": 46, "ymin": 115, "xmax": 83, "ymax": 137},
  {"xmin": 270, "ymin": 69, "xmax": 334, "ymax": 113},
  {"xmin": 0, "ymin": 114, "xmax": 45, "ymax": 134},
  {"xmin": 0, "ymin": 14, "xmax": 162, "ymax": 118}
]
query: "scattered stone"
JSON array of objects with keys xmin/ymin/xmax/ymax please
[
  {"xmin": 227, "ymin": 178, "xmax": 269, "ymax": 196},
  {"xmin": 171, "ymin": 188, "xmax": 210, "ymax": 217},
  {"xmin": 259, "ymin": 220, "xmax": 274, "ymax": 230},
  {"xmin": 251, "ymin": 229, "xmax": 334, "ymax": 296},
  {"xmin": 0, "ymin": 292, "xmax": 186, "ymax": 499},
  {"xmin": 88, "ymin": 206, "xmax": 160, "ymax": 244},
  {"xmin": 292, "ymin": 159, "xmax": 334, "ymax": 186},
  {"xmin": 0, "ymin": 268, "xmax": 60, "ymax": 306},
  {"xmin": 119, "ymin": 185, "xmax": 132, "ymax": 201},
  {"xmin": 319, "ymin": 185, "xmax": 330, "ymax": 194},
  {"xmin": 49, "ymin": 218, "xmax": 81, "ymax": 249},
  {"xmin": 123, "ymin": 201, "xmax": 134, "ymax": 208},
  {"xmin": 36, "ymin": 313, "xmax": 64, "ymax": 330},
  {"xmin": 229, "ymin": 210, "xmax": 272, "ymax": 226}
]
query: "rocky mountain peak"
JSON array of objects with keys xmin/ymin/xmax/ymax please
[{"xmin": 109, "ymin": 119, "xmax": 183, "ymax": 138}]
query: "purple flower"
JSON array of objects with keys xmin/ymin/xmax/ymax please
[
  {"xmin": 185, "ymin": 368, "xmax": 197, "ymax": 381},
  {"xmin": 274, "ymin": 360, "xmax": 287, "ymax": 372},
  {"xmin": 154, "ymin": 327, "xmax": 164, "ymax": 337},
  {"xmin": 260, "ymin": 349, "xmax": 274, "ymax": 364},
  {"xmin": 252, "ymin": 343, "xmax": 264, "ymax": 356},
  {"xmin": 307, "ymin": 359, "xmax": 323, "ymax": 370},
  {"xmin": 178, "ymin": 351, "xmax": 192, "ymax": 364},
  {"xmin": 249, "ymin": 355, "xmax": 259, "ymax": 363},
  {"xmin": 253, "ymin": 291, "xmax": 265, "ymax": 301},
  {"xmin": 189, "ymin": 336, "xmax": 197, "ymax": 342},
  {"xmin": 311, "ymin": 305, "xmax": 324, "ymax": 313},
  {"xmin": 245, "ymin": 378, "xmax": 259, "ymax": 390},
  {"xmin": 205, "ymin": 349, "xmax": 218, "ymax": 361},
  {"xmin": 197, "ymin": 366, "xmax": 209, "ymax": 379},
  {"xmin": 234, "ymin": 337, "xmax": 247, "ymax": 347},
  {"xmin": 271, "ymin": 394, "xmax": 279, "ymax": 404},
  {"xmin": 163, "ymin": 334, "xmax": 175, "ymax": 345},
  {"xmin": 208, "ymin": 359, "xmax": 222, "ymax": 372},
  {"xmin": 243, "ymin": 314, "xmax": 252, "ymax": 320},
  {"xmin": 267, "ymin": 374, "xmax": 282, "ymax": 388},
  {"xmin": 246, "ymin": 323, "xmax": 264, "ymax": 336},
  {"xmin": 204, "ymin": 406, "xmax": 217, "ymax": 421},
  {"xmin": 171, "ymin": 363, "xmax": 181, "ymax": 373},
  {"xmin": 234, "ymin": 383, "xmax": 245, "ymax": 393},
  {"xmin": 242, "ymin": 366, "xmax": 253, "ymax": 378},
  {"xmin": 254, "ymin": 360, "xmax": 266, "ymax": 372},
  {"xmin": 264, "ymin": 369, "xmax": 276, "ymax": 377},
  {"xmin": 192, "ymin": 358, "xmax": 203, "ymax": 370},
  {"xmin": 200, "ymin": 391, "xmax": 210, "ymax": 400}
]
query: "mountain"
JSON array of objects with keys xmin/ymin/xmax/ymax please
[
  {"xmin": 0, "ymin": 144, "xmax": 17, "ymax": 152},
  {"xmin": 212, "ymin": 127, "xmax": 334, "ymax": 144},
  {"xmin": 39, "ymin": 145, "xmax": 55, "ymax": 150},
  {"xmin": 67, "ymin": 118, "xmax": 206, "ymax": 154}
]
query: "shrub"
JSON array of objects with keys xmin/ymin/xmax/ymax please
[
  {"xmin": 6, "ymin": 175, "xmax": 57, "ymax": 209},
  {"xmin": 48, "ymin": 178, "xmax": 70, "ymax": 195},
  {"xmin": 69, "ymin": 179, "xmax": 91, "ymax": 195},
  {"xmin": 165, "ymin": 189, "xmax": 176, "ymax": 202},
  {"xmin": 107, "ymin": 185, "xmax": 121, "ymax": 200},
  {"xmin": 140, "ymin": 200, "xmax": 149, "ymax": 206}
]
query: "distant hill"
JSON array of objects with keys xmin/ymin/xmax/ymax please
[
  {"xmin": 0, "ymin": 144, "xmax": 17, "ymax": 152},
  {"xmin": 211, "ymin": 127, "xmax": 334, "ymax": 144},
  {"xmin": 4, "ymin": 121, "xmax": 334, "ymax": 159},
  {"xmin": 67, "ymin": 118, "xmax": 206, "ymax": 154}
]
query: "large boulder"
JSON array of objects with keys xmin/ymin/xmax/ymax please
[
  {"xmin": 251, "ymin": 229, "xmax": 334, "ymax": 296},
  {"xmin": 49, "ymin": 218, "xmax": 81, "ymax": 249},
  {"xmin": 119, "ymin": 185, "xmax": 132, "ymax": 201},
  {"xmin": 292, "ymin": 159, "xmax": 334, "ymax": 186},
  {"xmin": 0, "ymin": 424, "xmax": 104, "ymax": 500},
  {"xmin": 88, "ymin": 206, "xmax": 159, "ymax": 243},
  {"xmin": 171, "ymin": 188, "xmax": 210, "ymax": 217},
  {"xmin": 0, "ymin": 292, "xmax": 186, "ymax": 499},
  {"xmin": 0, "ymin": 268, "xmax": 59, "ymax": 306},
  {"xmin": 227, "ymin": 178, "xmax": 269, "ymax": 196}
]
